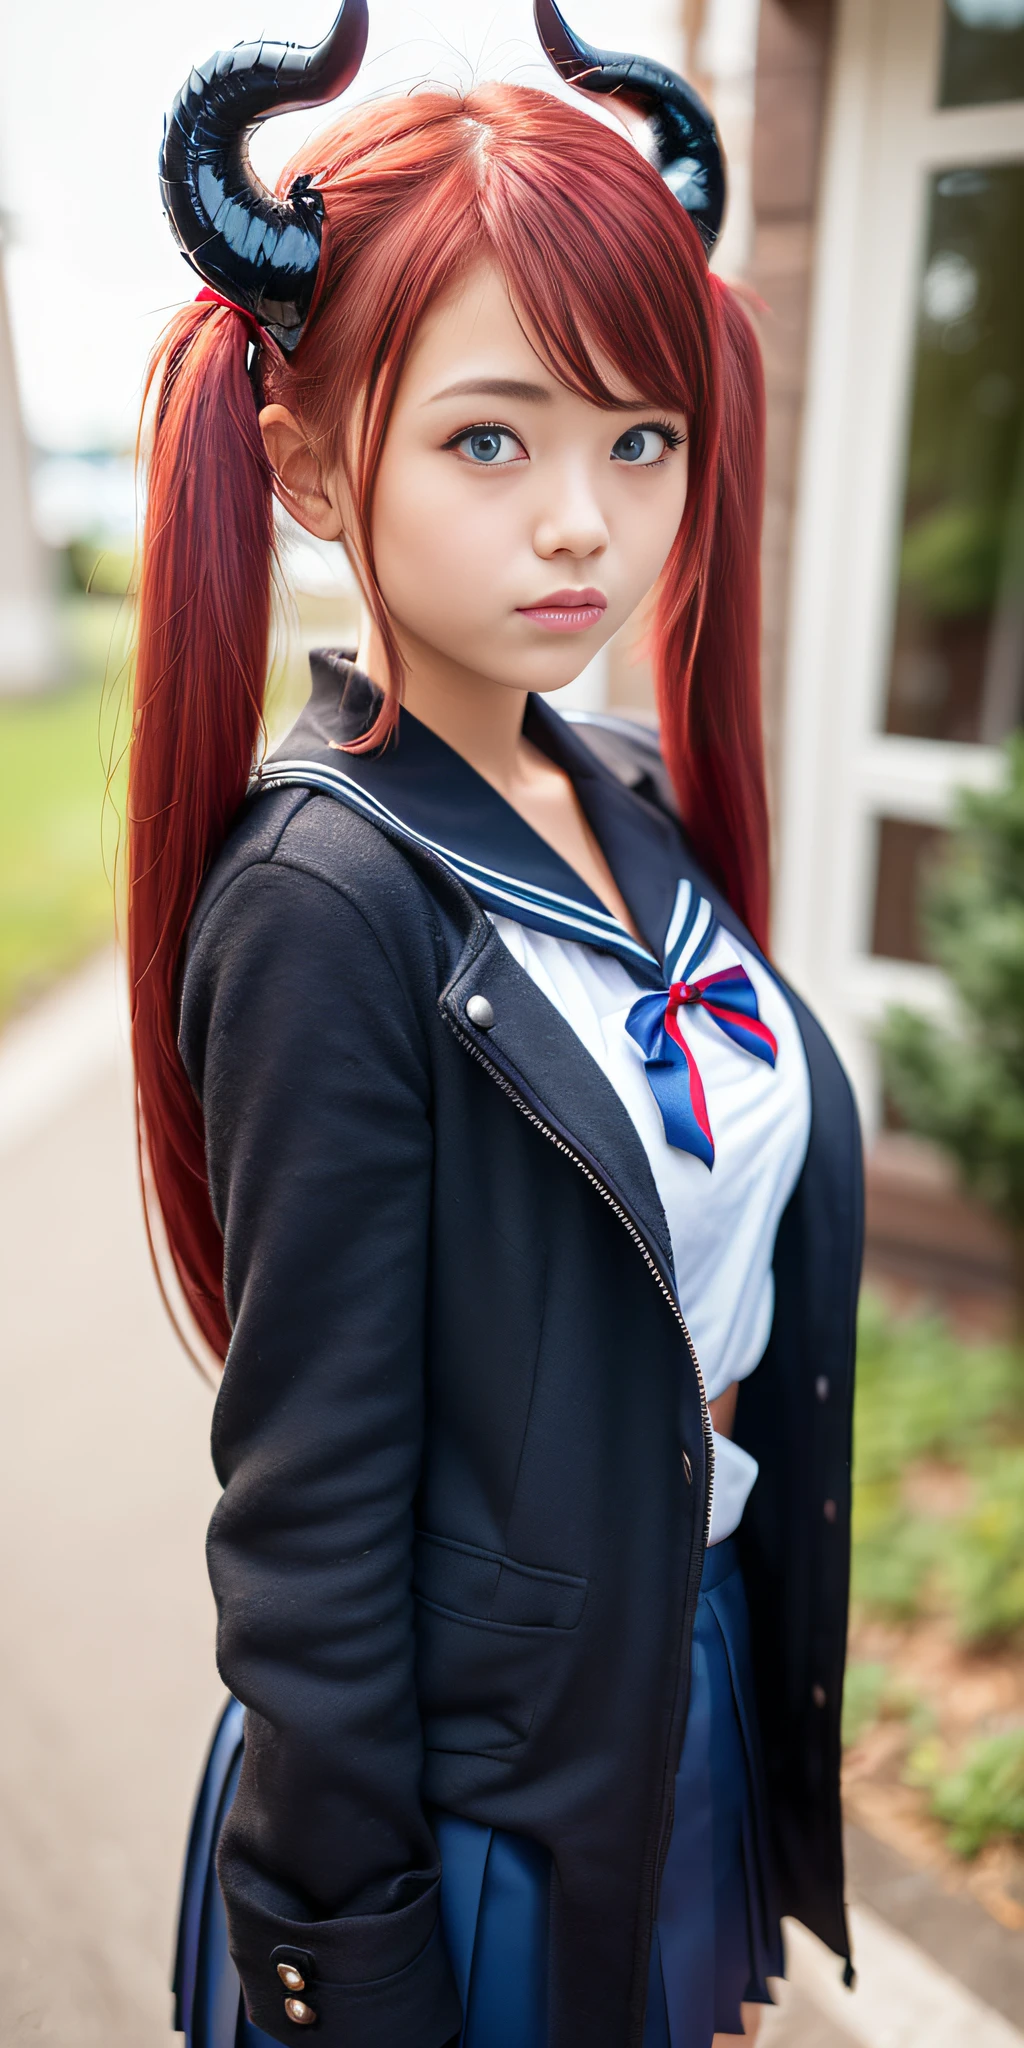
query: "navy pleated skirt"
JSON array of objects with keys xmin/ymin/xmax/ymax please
[{"xmin": 174, "ymin": 1539, "xmax": 782, "ymax": 2048}]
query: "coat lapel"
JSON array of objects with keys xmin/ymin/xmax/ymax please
[{"xmin": 441, "ymin": 921, "xmax": 678, "ymax": 1283}]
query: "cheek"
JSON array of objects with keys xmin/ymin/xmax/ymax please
[
  {"xmin": 619, "ymin": 463, "xmax": 689, "ymax": 588},
  {"xmin": 371, "ymin": 452, "xmax": 514, "ymax": 626}
]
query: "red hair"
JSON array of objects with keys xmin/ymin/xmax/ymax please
[{"xmin": 130, "ymin": 83, "xmax": 768, "ymax": 1359}]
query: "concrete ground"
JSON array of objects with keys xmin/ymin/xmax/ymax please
[
  {"xmin": 0, "ymin": 963, "xmax": 221, "ymax": 2044},
  {"xmin": 0, "ymin": 955, "xmax": 1021, "ymax": 2047}
]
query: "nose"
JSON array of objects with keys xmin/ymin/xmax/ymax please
[{"xmin": 532, "ymin": 460, "xmax": 609, "ymax": 564}]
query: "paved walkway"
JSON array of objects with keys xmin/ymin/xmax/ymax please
[
  {"xmin": 0, "ymin": 955, "xmax": 1021, "ymax": 2045},
  {"xmin": 0, "ymin": 960, "xmax": 221, "ymax": 2044}
]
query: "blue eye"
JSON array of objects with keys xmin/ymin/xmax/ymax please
[
  {"xmin": 612, "ymin": 424, "xmax": 678, "ymax": 465},
  {"xmin": 453, "ymin": 426, "xmax": 524, "ymax": 465}
]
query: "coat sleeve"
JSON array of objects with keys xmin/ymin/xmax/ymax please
[{"xmin": 179, "ymin": 852, "xmax": 461, "ymax": 2048}]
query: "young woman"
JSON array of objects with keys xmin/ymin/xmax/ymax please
[{"xmin": 134, "ymin": 6, "xmax": 863, "ymax": 2046}]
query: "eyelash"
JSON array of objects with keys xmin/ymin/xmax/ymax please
[
  {"xmin": 636, "ymin": 418, "xmax": 686, "ymax": 457},
  {"xmin": 444, "ymin": 420, "xmax": 515, "ymax": 448},
  {"xmin": 444, "ymin": 418, "xmax": 687, "ymax": 462}
]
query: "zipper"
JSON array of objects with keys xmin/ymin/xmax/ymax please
[
  {"xmin": 444, "ymin": 1012, "xmax": 715, "ymax": 1531},
  {"xmin": 445, "ymin": 1008, "xmax": 715, "ymax": 2043},
  {"xmin": 255, "ymin": 771, "xmax": 716, "ymax": 2027}
]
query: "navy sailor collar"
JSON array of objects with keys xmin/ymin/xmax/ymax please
[{"xmin": 260, "ymin": 650, "xmax": 704, "ymax": 989}]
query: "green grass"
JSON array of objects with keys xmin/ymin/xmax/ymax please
[
  {"xmin": 841, "ymin": 1660, "xmax": 889, "ymax": 1747},
  {"xmin": 0, "ymin": 588, "xmax": 345, "ymax": 1029},
  {"xmin": 931, "ymin": 1729, "xmax": 1024, "ymax": 1856},
  {"xmin": 848, "ymin": 1296, "xmax": 1024, "ymax": 1856},
  {"xmin": 0, "ymin": 598, "xmax": 130, "ymax": 1024},
  {"xmin": 906, "ymin": 1727, "xmax": 1024, "ymax": 1857},
  {"xmin": 949, "ymin": 1446, "xmax": 1024, "ymax": 1644},
  {"xmin": 851, "ymin": 1294, "xmax": 1024, "ymax": 1631}
]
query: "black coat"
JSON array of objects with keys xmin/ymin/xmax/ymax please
[{"xmin": 179, "ymin": 656, "xmax": 863, "ymax": 2048}]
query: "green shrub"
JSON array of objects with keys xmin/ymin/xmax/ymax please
[
  {"xmin": 854, "ymin": 1293, "xmax": 1020, "ymax": 1486},
  {"xmin": 878, "ymin": 735, "xmax": 1024, "ymax": 1330},
  {"xmin": 851, "ymin": 1505, "xmax": 943, "ymax": 1619},
  {"xmin": 930, "ymin": 1728, "xmax": 1024, "ymax": 1856},
  {"xmin": 947, "ymin": 1447, "xmax": 1024, "ymax": 1644},
  {"xmin": 851, "ymin": 1294, "xmax": 1022, "ymax": 1627},
  {"xmin": 904, "ymin": 1731, "xmax": 946, "ymax": 1793},
  {"xmin": 842, "ymin": 1661, "xmax": 888, "ymax": 1747}
]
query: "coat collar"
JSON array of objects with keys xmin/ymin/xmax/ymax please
[
  {"xmin": 259, "ymin": 650, "xmax": 770, "ymax": 1293},
  {"xmin": 263, "ymin": 650, "xmax": 712, "ymax": 991}
]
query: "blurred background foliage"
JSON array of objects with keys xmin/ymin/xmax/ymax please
[
  {"xmin": 852, "ymin": 1293, "xmax": 1024, "ymax": 1639},
  {"xmin": 0, "ymin": 592, "xmax": 130, "ymax": 1020},
  {"xmin": 880, "ymin": 734, "xmax": 1024, "ymax": 1323},
  {"xmin": 847, "ymin": 1290, "xmax": 1024, "ymax": 1860},
  {"xmin": 0, "ymin": 535, "xmax": 353, "ymax": 1026}
]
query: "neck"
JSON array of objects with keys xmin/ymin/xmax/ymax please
[{"xmin": 355, "ymin": 609, "xmax": 530, "ymax": 798}]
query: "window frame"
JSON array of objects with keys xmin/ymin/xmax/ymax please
[{"xmin": 774, "ymin": 0, "xmax": 1022, "ymax": 1129}]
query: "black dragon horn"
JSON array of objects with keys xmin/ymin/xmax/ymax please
[
  {"xmin": 533, "ymin": 0, "xmax": 725, "ymax": 254},
  {"xmin": 159, "ymin": 0, "xmax": 369, "ymax": 353}
]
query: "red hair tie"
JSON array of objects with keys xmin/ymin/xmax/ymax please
[{"xmin": 194, "ymin": 286, "xmax": 267, "ymax": 345}]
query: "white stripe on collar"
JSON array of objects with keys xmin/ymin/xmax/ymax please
[
  {"xmin": 257, "ymin": 756, "xmax": 663, "ymax": 976},
  {"xmin": 664, "ymin": 879, "xmax": 717, "ymax": 983}
]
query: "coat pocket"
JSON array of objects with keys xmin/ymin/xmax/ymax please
[{"xmin": 413, "ymin": 1531, "xmax": 588, "ymax": 1754}]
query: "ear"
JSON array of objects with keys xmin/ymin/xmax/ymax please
[{"xmin": 259, "ymin": 405, "xmax": 345, "ymax": 541}]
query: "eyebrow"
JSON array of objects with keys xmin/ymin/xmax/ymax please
[{"xmin": 427, "ymin": 377, "xmax": 554, "ymax": 405}]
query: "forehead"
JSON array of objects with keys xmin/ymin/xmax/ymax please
[{"xmin": 398, "ymin": 255, "xmax": 648, "ymax": 411}]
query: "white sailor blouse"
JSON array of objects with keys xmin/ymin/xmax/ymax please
[{"xmin": 496, "ymin": 902, "xmax": 810, "ymax": 1543}]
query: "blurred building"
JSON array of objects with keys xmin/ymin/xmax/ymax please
[
  {"xmin": 604, "ymin": 0, "xmax": 1023, "ymax": 1303},
  {"xmin": 0, "ymin": 233, "xmax": 53, "ymax": 691},
  {"xmin": 752, "ymin": 0, "xmax": 1024, "ymax": 1302}
]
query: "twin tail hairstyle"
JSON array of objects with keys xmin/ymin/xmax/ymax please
[{"xmin": 131, "ymin": 3, "xmax": 769, "ymax": 1358}]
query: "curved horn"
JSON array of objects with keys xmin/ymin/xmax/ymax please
[
  {"xmin": 533, "ymin": 0, "xmax": 725, "ymax": 254},
  {"xmin": 159, "ymin": 0, "xmax": 369, "ymax": 352}
]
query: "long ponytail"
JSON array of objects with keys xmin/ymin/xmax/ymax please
[
  {"xmin": 653, "ymin": 278, "xmax": 769, "ymax": 952},
  {"xmin": 129, "ymin": 302, "xmax": 274, "ymax": 1359}
]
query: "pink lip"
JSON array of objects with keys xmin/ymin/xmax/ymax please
[{"xmin": 516, "ymin": 587, "xmax": 607, "ymax": 634}]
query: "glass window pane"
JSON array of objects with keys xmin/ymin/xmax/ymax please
[
  {"xmin": 939, "ymin": 2, "xmax": 1024, "ymax": 109},
  {"xmin": 871, "ymin": 818, "xmax": 947, "ymax": 961},
  {"xmin": 883, "ymin": 162, "xmax": 1024, "ymax": 744}
]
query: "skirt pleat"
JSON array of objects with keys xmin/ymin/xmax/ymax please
[
  {"xmin": 434, "ymin": 1815, "xmax": 550, "ymax": 2048},
  {"xmin": 654, "ymin": 1539, "xmax": 784, "ymax": 2045},
  {"xmin": 173, "ymin": 1696, "xmax": 279, "ymax": 2048},
  {"xmin": 174, "ymin": 1542, "xmax": 782, "ymax": 2048}
]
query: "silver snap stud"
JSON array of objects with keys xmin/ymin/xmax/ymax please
[
  {"xmin": 815, "ymin": 1375, "xmax": 830, "ymax": 1403},
  {"xmin": 466, "ymin": 994, "xmax": 495, "ymax": 1029},
  {"xmin": 812, "ymin": 1683, "xmax": 827, "ymax": 1708},
  {"xmin": 823, "ymin": 1498, "xmax": 837, "ymax": 1523}
]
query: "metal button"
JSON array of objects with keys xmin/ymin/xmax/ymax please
[
  {"xmin": 681, "ymin": 1450, "xmax": 693, "ymax": 1485},
  {"xmin": 812, "ymin": 1683, "xmax": 827, "ymax": 1708},
  {"xmin": 465, "ymin": 994, "xmax": 495, "ymax": 1029},
  {"xmin": 815, "ymin": 1375, "xmax": 830, "ymax": 1403},
  {"xmin": 823, "ymin": 1498, "xmax": 837, "ymax": 1523},
  {"xmin": 277, "ymin": 1964, "xmax": 305, "ymax": 1992},
  {"xmin": 284, "ymin": 1998, "xmax": 317, "ymax": 2026}
]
